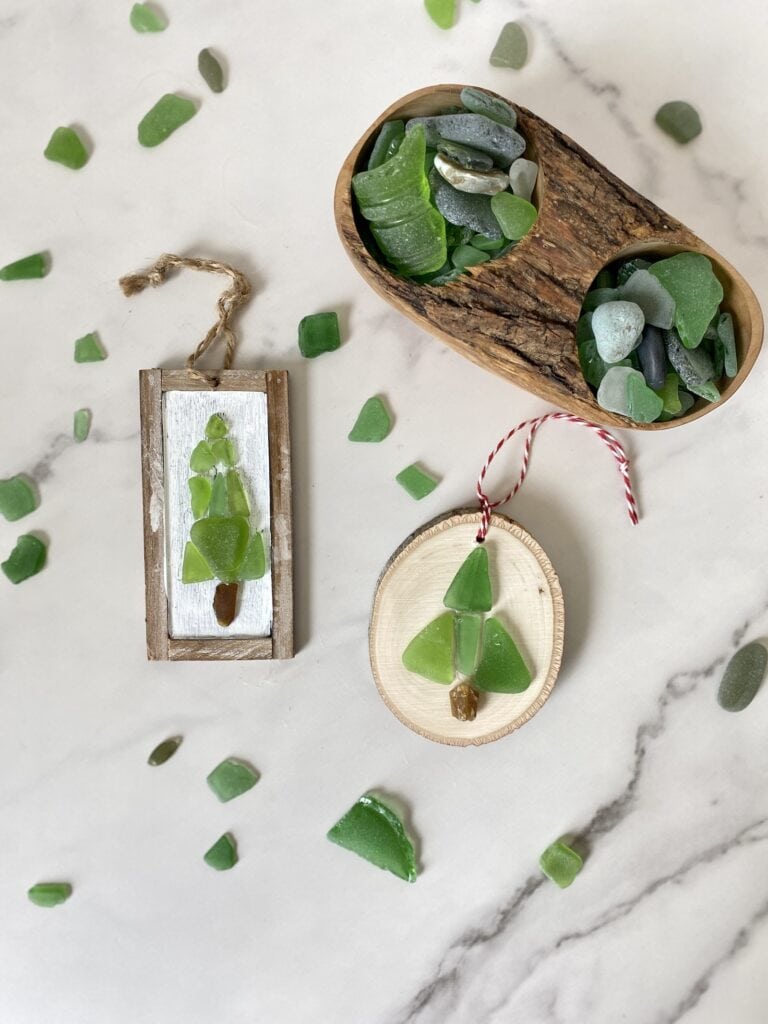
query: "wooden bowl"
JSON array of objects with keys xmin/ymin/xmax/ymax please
[{"xmin": 335, "ymin": 85, "xmax": 764, "ymax": 430}]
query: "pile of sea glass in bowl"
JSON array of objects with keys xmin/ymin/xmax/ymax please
[
  {"xmin": 579, "ymin": 251, "xmax": 738, "ymax": 424},
  {"xmin": 351, "ymin": 88, "xmax": 539, "ymax": 285}
]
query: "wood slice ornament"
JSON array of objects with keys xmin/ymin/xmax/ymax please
[
  {"xmin": 369, "ymin": 413, "xmax": 638, "ymax": 746},
  {"xmin": 123, "ymin": 255, "xmax": 293, "ymax": 662}
]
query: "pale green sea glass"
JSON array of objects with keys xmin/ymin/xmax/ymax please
[
  {"xmin": 74, "ymin": 332, "xmax": 106, "ymax": 362},
  {"xmin": 189, "ymin": 441, "xmax": 216, "ymax": 473},
  {"xmin": 208, "ymin": 473, "xmax": 229, "ymax": 516},
  {"xmin": 240, "ymin": 532, "xmax": 266, "ymax": 580},
  {"xmin": 188, "ymin": 476, "xmax": 212, "ymax": 519},
  {"xmin": 402, "ymin": 612, "xmax": 454, "ymax": 683},
  {"xmin": 226, "ymin": 470, "xmax": 250, "ymax": 516},
  {"xmin": 455, "ymin": 612, "xmax": 482, "ymax": 676},
  {"xmin": 539, "ymin": 840, "xmax": 583, "ymax": 888},
  {"xmin": 138, "ymin": 94, "xmax": 197, "ymax": 147},
  {"xmin": 73, "ymin": 409, "xmax": 91, "ymax": 442},
  {"xmin": 190, "ymin": 516, "xmax": 249, "ymax": 583},
  {"xmin": 396, "ymin": 464, "xmax": 439, "ymax": 499},
  {"xmin": 181, "ymin": 541, "xmax": 214, "ymax": 583},
  {"xmin": 27, "ymin": 882, "xmax": 72, "ymax": 907},
  {"xmin": 0, "ymin": 476, "xmax": 37, "ymax": 522},
  {"xmin": 205, "ymin": 414, "xmax": 228, "ymax": 439}
]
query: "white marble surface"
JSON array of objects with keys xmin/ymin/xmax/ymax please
[{"xmin": 1, "ymin": 2, "xmax": 767, "ymax": 1022}]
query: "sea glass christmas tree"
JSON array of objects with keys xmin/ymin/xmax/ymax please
[{"xmin": 181, "ymin": 414, "xmax": 266, "ymax": 626}]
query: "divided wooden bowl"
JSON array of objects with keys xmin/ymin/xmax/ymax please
[{"xmin": 335, "ymin": 85, "xmax": 763, "ymax": 430}]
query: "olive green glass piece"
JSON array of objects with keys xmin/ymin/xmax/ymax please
[
  {"xmin": 189, "ymin": 441, "xmax": 216, "ymax": 473},
  {"xmin": 205, "ymin": 414, "xmax": 228, "ymax": 439},
  {"xmin": 190, "ymin": 516, "xmax": 249, "ymax": 582},
  {"xmin": 327, "ymin": 793, "xmax": 417, "ymax": 882},
  {"xmin": 198, "ymin": 48, "xmax": 226, "ymax": 93},
  {"xmin": 717, "ymin": 642, "xmax": 768, "ymax": 712},
  {"xmin": 240, "ymin": 532, "xmax": 266, "ymax": 580},
  {"xmin": 443, "ymin": 547, "xmax": 492, "ymax": 612},
  {"xmin": 27, "ymin": 882, "xmax": 72, "ymax": 908},
  {"xmin": 226, "ymin": 470, "xmax": 250, "ymax": 517},
  {"xmin": 474, "ymin": 616, "xmax": 532, "ymax": 693},
  {"xmin": 0, "ymin": 252, "xmax": 47, "ymax": 280},
  {"xmin": 0, "ymin": 476, "xmax": 37, "ymax": 522},
  {"xmin": 181, "ymin": 541, "xmax": 214, "ymax": 583},
  {"xmin": 74, "ymin": 332, "xmax": 106, "ymax": 362},
  {"xmin": 138, "ymin": 93, "xmax": 197, "ymax": 148},
  {"xmin": 653, "ymin": 373, "xmax": 682, "ymax": 416},
  {"xmin": 2, "ymin": 534, "xmax": 47, "ymax": 584},
  {"xmin": 368, "ymin": 120, "xmax": 406, "ymax": 170},
  {"xmin": 491, "ymin": 193, "xmax": 538, "ymax": 241},
  {"xmin": 455, "ymin": 612, "xmax": 483, "ymax": 676},
  {"xmin": 396, "ymin": 463, "xmax": 439, "ymax": 500},
  {"xmin": 204, "ymin": 833, "xmax": 238, "ymax": 870},
  {"xmin": 654, "ymin": 101, "xmax": 702, "ymax": 144},
  {"xmin": 188, "ymin": 475, "xmax": 212, "ymax": 519},
  {"xmin": 490, "ymin": 22, "xmax": 528, "ymax": 69},
  {"xmin": 44, "ymin": 127, "xmax": 88, "ymax": 169},
  {"xmin": 206, "ymin": 758, "xmax": 259, "ymax": 802},
  {"xmin": 148, "ymin": 736, "xmax": 182, "ymax": 766},
  {"xmin": 348, "ymin": 396, "xmax": 392, "ymax": 442},
  {"xmin": 424, "ymin": 0, "xmax": 455, "ymax": 30},
  {"xmin": 402, "ymin": 612, "xmax": 454, "ymax": 684},
  {"xmin": 73, "ymin": 409, "xmax": 91, "ymax": 442},
  {"xmin": 298, "ymin": 311, "xmax": 341, "ymax": 358},
  {"xmin": 539, "ymin": 841, "xmax": 583, "ymax": 888},
  {"xmin": 649, "ymin": 253, "xmax": 723, "ymax": 350},
  {"xmin": 211, "ymin": 438, "xmax": 235, "ymax": 467},
  {"xmin": 451, "ymin": 244, "xmax": 490, "ymax": 271},
  {"xmin": 130, "ymin": 2, "xmax": 167, "ymax": 31}
]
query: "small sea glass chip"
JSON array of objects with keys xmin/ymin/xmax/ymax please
[
  {"xmin": 205, "ymin": 414, "xmax": 228, "ymax": 439},
  {"xmin": 396, "ymin": 464, "xmax": 439, "ymax": 500},
  {"xmin": 450, "ymin": 682, "xmax": 479, "ymax": 721},
  {"xmin": 198, "ymin": 48, "xmax": 225, "ymax": 93},
  {"xmin": 298, "ymin": 312, "xmax": 341, "ymax": 358},
  {"xmin": 654, "ymin": 373, "xmax": 683, "ymax": 416},
  {"xmin": 130, "ymin": 3, "xmax": 167, "ymax": 31},
  {"xmin": 470, "ymin": 234, "xmax": 507, "ymax": 252},
  {"xmin": 74, "ymin": 332, "xmax": 106, "ymax": 362},
  {"xmin": 491, "ymin": 193, "xmax": 537, "ymax": 241},
  {"xmin": 73, "ymin": 409, "xmax": 91, "ymax": 442},
  {"xmin": 189, "ymin": 441, "xmax": 216, "ymax": 473},
  {"xmin": 204, "ymin": 833, "xmax": 238, "ymax": 871},
  {"xmin": 226, "ymin": 470, "xmax": 250, "ymax": 517},
  {"xmin": 240, "ymin": 532, "xmax": 266, "ymax": 580},
  {"xmin": 475, "ymin": 617, "xmax": 532, "ymax": 693},
  {"xmin": 188, "ymin": 475, "xmax": 212, "ymax": 519},
  {"xmin": 0, "ymin": 476, "xmax": 38, "ymax": 522},
  {"xmin": 27, "ymin": 882, "xmax": 72, "ymax": 908},
  {"xmin": 348, "ymin": 396, "xmax": 392, "ymax": 442},
  {"xmin": 424, "ymin": 0, "xmax": 455, "ymax": 30},
  {"xmin": 181, "ymin": 541, "xmax": 214, "ymax": 583},
  {"xmin": 455, "ymin": 613, "xmax": 482, "ymax": 676},
  {"xmin": 626, "ymin": 373, "xmax": 663, "ymax": 423},
  {"xmin": 44, "ymin": 127, "xmax": 88, "ymax": 170},
  {"xmin": 206, "ymin": 758, "xmax": 259, "ymax": 802},
  {"xmin": 444, "ymin": 547, "xmax": 492, "ymax": 612},
  {"xmin": 655, "ymin": 101, "xmax": 702, "ymax": 144},
  {"xmin": 0, "ymin": 252, "xmax": 47, "ymax": 280},
  {"xmin": 190, "ymin": 516, "xmax": 249, "ymax": 582},
  {"xmin": 327, "ymin": 793, "xmax": 417, "ymax": 882},
  {"xmin": 508, "ymin": 158, "xmax": 538, "ymax": 202},
  {"xmin": 148, "ymin": 736, "xmax": 182, "ymax": 766},
  {"xmin": 650, "ymin": 253, "xmax": 723, "ymax": 350},
  {"xmin": 539, "ymin": 841, "xmax": 583, "ymax": 888},
  {"xmin": 138, "ymin": 94, "xmax": 197, "ymax": 148},
  {"xmin": 460, "ymin": 88, "xmax": 517, "ymax": 128},
  {"xmin": 490, "ymin": 22, "xmax": 528, "ymax": 69},
  {"xmin": 368, "ymin": 120, "xmax": 406, "ymax": 170},
  {"xmin": 2, "ymin": 534, "xmax": 46, "ymax": 584},
  {"xmin": 402, "ymin": 612, "xmax": 454, "ymax": 684},
  {"xmin": 717, "ymin": 642, "xmax": 767, "ymax": 712}
]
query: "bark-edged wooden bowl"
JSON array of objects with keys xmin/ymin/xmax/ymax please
[{"xmin": 334, "ymin": 85, "xmax": 764, "ymax": 430}]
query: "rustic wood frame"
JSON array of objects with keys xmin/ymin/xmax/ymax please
[{"xmin": 139, "ymin": 368, "xmax": 293, "ymax": 661}]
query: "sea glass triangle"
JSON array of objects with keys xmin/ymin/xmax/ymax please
[
  {"xmin": 443, "ymin": 547, "xmax": 492, "ymax": 612},
  {"xmin": 181, "ymin": 541, "xmax": 214, "ymax": 583},
  {"xmin": 190, "ymin": 516, "xmax": 249, "ymax": 583},
  {"xmin": 402, "ymin": 612, "xmax": 454, "ymax": 684},
  {"xmin": 474, "ymin": 616, "xmax": 532, "ymax": 693}
]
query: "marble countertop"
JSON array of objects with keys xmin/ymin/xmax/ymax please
[{"xmin": 2, "ymin": 1, "xmax": 767, "ymax": 1022}]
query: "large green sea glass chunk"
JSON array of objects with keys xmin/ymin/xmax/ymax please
[
  {"xmin": 402, "ymin": 612, "xmax": 454, "ymax": 683},
  {"xmin": 348, "ymin": 396, "xmax": 392, "ymax": 442},
  {"xmin": 240, "ymin": 532, "xmax": 266, "ymax": 580},
  {"xmin": 0, "ymin": 476, "xmax": 37, "ymax": 521},
  {"xmin": 455, "ymin": 612, "xmax": 482, "ymax": 676},
  {"xmin": 44, "ymin": 127, "xmax": 88, "ymax": 170},
  {"xmin": 181, "ymin": 541, "xmax": 214, "ymax": 583},
  {"xmin": 138, "ymin": 94, "xmax": 197, "ymax": 147},
  {"xmin": 298, "ymin": 312, "xmax": 341, "ymax": 358},
  {"xmin": 474, "ymin": 616, "xmax": 532, "ymax": 693},
  {"xmin": 443, "ymin": 547, "xmax": 492, "ymax": 612},
  {"xmin": 649, "ymin": 253, "xmax": 723, "ymax": 349},
  {"xmin": 327, "ymin": 793, "xmax": 417, "ymax": 882},
  {"xmin": 2, "ymin": 534, "xmax": 47, "ymax": 584},
  {"xmin": 188, "ymin": 476, "xmax": 212, "ymax": 519},
  {"xmin": 190, "ymin": 516, "xmax": 248, "ymax": 583},
  {"xmin": 0, "ymin": 252, "xmax": 47, "ymax": 280}
]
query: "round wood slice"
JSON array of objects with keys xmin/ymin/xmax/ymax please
[{"xmin": 369, "ymin": 510, "xmax": 564, "ymax": 746}]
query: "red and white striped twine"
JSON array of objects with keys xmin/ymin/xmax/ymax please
[{"xmin": 475, "ymin": 411, "xmax": 639, "ymax": 542}]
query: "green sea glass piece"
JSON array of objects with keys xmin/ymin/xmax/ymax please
[
  {"xmin": 74, "ymin": 332, "xmax": 106, "ymax": 362},
  {"xmin": 717, "ymin": 312, "xmax": 738, "ymax": 378},
  {"xmin": 424, "ymin": 0, "xmax": 455, "ymax": 30},
  {"xmin": 0, "ymin": 476, "xmax": 37, "ymax": 522},
  {"xmin": 368, "ymin": 120, "xmax": 406, "ymax": 170},
  {"xmin": 226, "ymin": 470, "xmax": 250, "ymax": 517},
  {"xmin": 130, "ymin": 3, "xmax": 167, "ymax": 31},
  {"xmin": 204, "ymin": 833, "xmax": 238, "ymax": 870},
  {"xmin": 475, "ymin": 616, "xmax": 532, "ymax": 693},
  {"xmin": 298, "ymin": 311, "xmax": 341, "ymax": 358},
  {"xmin": 73, "ymin": 409, "xmax": 91, "ymax": 442},
  {"xmin": 655, "ymin": 101, "xmax": 702, "ymax": 144},
  {"xmin": 451, "ymin": 244, "xmax": 490, "ymax": 270},
  {"xmin": 198, "ymin": 48, "xmax": 225, "ymax": 93},
  {"xmin": 327, "ymin": 793, "xmax": 417, "ymax": 883},
  {"xmin": 190, "ymin": 516, "xmax": 248, "ymax": 582},
  {"xmin": 717, "ymin": 642, "xmax": 767, "ymax": 712},
  {"xmin": 578, "ymin": 338, "xmax": 609, "ymax": 389},
  {"xmin": 348, "ymin": 396, "xmax": 392, "ymax": 442},
  {"xmin": 455, "ymin": 612, "xmax": 482, "ymax": 676},
  {"xmin": 44, "ymin": 127, "xmax": 88, "ymax": 170},
  {"xmin": 653, "ymin": 373, "xmax": 682, "ymax": 416},
  {"xmin": 27, "ymin": 882, "xmax": 72, "ymax": 908},
  {"xmin": 617, "ymin": 258, "xmax": 652, "ymax": 286},
  {"xmin": 188, "ymin": 475, "xmax": 212, "ymax": 519},
  {"xmin": 443, "ymin": 547, "xmax": 492, "ymax": 612},
  {"xmin": 460, "ymin": 87, "xmax": 516, "ymax": 128},
  {"xmin": 490, "ymin": 22, "xmax": 528, "ymax": 69},
  {"xmin": 148, "ymin": 736, "xmax": 182, "ymax": 766},
  {"xmin": 181, "ymin": 541, "xmax": 214, "ymax": 583},
  {"xmin": 206, "ymin": 758, "xmax": 259, "ymax": 802},
  {"xmin": 649, "ymin": 253, "xmax": 723, "ymax": 349},
  {"xmin": 138, "ymin": 93, "xmax": 197, "ymax": 147},
  {"xmin": 205, "ymin": 414, "xmax": 228, "ymax": 439},
  {"xmin": 240, "ymin": 532, "xmax": 266, "ymax": 580},
  {"xmin": 626, "ymin": 373, "xmax": 663, "ymax": 423},
  {"xmin": 576, "ymin": 312, "xmax": 594, "ymax": 344},
  {"xmin": 0, "ymin": 252, "xmax": 47, "ymax": 280},
  {"xmin": 208, "ymin": 474, "xmax": 229, "ymax": 517},
  {"xmin": 582, "ymin": 287, "xmax": 619, "ymax": 313},
  {"xmin": 211, "ymin": 438, "xmax": 235, "ymax": 467},
  {"xmin": 396, "ymin": 463, "xmax": 439, "ymax": 499},
  {"xmin": 539, "ymin": 841, "xmax": 583, "ymax": 888},
  {"xmin": 470, "ymin": 233, "xmax": 507, "ymax": 252},
  {"xmin": 491, "ymin": 193, "xmax": 537, "ymax": 241},
  {"xmin": 402, "ymin": 612, "xmax": 454, "ymax": 684},
  {"xmin": 189, "ymin": 441, "xmax": 216, "ymax": 473},
  {"xmin": 2, "ymin": 534, "xmax": 46, "ymax": 584}
]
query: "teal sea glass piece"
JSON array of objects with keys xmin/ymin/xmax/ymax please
[
  {"xmin": 74, "ymin": 332, "xmax": 106, "ymax": 362},
  {"xmin": 402, "ymin": 612, "xmax": 454, "ymax": 684},
  {"xmin": 424, "ymin": 0, "xmax": 455, "ymax": 30},
  {"xmin": 211, "ymin": 438, "xmax": 235, "ymax": 467},
  {"xmin": 204, "ymin": 833, "xmax": 238, "ymax": 870},
  {"xmin": 540, "ymin": 841, "xmax": 583, "ymax": 888},
  {"xmin": 206, "ymin": 758, "xmax": 259, "ymax": 802},
  {"xmin": 0, "ymin": 252, "xmax": 47, "ymax": 280},
  {"xmin": 455, "ymin": 613, "xmax": 482, "ymax": 676},
  {"xmin": 73, "ymin": 409, "xmax": 91, "ymax": 442},
  {"xmin": 189, "ymin": 441, "xmax": 216, "ymax": 473},
  {"xmin": 368, "ymin": 121, "xmax": 406, "ymax": 170},
  {"xmin": 396, "ymin": 464, "xmax": 439, "ymax": 500},
  {"xmin": 475, "ymin": 616, "xmax": 532, "ymax": 693},
  {"xmin": 327, "ymin": 793, "xmax": 417, "ymax": 882},
  {"xmin": 451, "ymin": 244, "xmax": 490, "ymax": 270},
  {"xmin": 649, "ymin": 253, "xmax": 723, "ymax": 349},
  {"xmin": 44, "ymin": 127, "xmax": 88, "ymax": 169},
  {"xmin": 198, "ymin": 48, "xmax": 225, "ymax": 93},
  {"xmin": 626, "ymin": 373, "xmax": 663, "ymax": 423},
  {"xmin": 138, "ymin": 94, "xmax": 197, "ymax": 147},
  {"xmin": 655, "ymin": 101, "xmax": 702, "ymax": 144},
  {"xmin": 717, "ymin": 642, "xmax": 767, "ymax": 712},
  {"xmin": 470, "ymin": 233, "xmax": 507, "ymax": 253},
  {"xmin": 205, "ymin": 414, "xmax": 228, "ymax": 439},
  {"xmin": 208, "ymin": 473, "xmax": 229, "ymax": 516},
  {"xmin": 298, "ymin": 312, "xmax": 341, "ymax": 358},
  {"xmin": 190, "ymin": 516, "xmax": 249, "ymax": 582},
  {"xmin": 27, "ymin": 882, "xmax": 72, "ymax": 908},
  {"xmin": 181, "ymin": 541, "xmax": 214, "ymax": 583},
  {"xmin": 443, "ymin": 547, "xmax": 492, "ymax": 612},
  {"xmin": 717, "ymin": 312, "xmax": 738, "ymax": 378},
  {"xmin": 130, "ymin": 3, "xmax": 167, "ymax": 31},
  {"xmin": 226, "ymin": 470, "xmax": 250, "ymax": 517},
  {"xmin": 240, "ymin": 532, "xmax": 266, "ymax": 580},
  {"xmin": 2, "ymin": 534, "xmax": 47, "ymax": 584},
  {"xmin": 491, "ymin": 193, "xmax": 537, "ymax": 241},
  {"xmin": 348, "ymin": 397, "xmax": 392, "ymax": 442},
  {"xmin": 188, "ymin": 475, "xmax": 212, "ymax": 519},
  {"xmin": 490, "ymin": 22, "xmax": 528, "ymax": 69},
  {"xmin": 0, "ymin": 476, "xmax": 37, "ymax": 522}
]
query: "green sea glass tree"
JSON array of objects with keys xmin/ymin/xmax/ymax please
[{"xmin": 181, "ymin": 414, "xmax": 266, "ymax": 626}]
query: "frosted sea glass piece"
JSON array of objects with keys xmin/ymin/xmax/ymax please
[
  {"xmin": 206, "ymin": 758, "xmax": 259, "ymax": 802},
  {"xmin": 205, "ymin": 414, "xmax": 228, "ymax": 439},
  {"xmin": 402, "ymin": 612, "xmax": 454, "ymax": 683},
  {"xmin": 0, "ymin": 476, "xmax": 37, "ymax": 521},
  {"xmin": 181, "ymin": 541, "xmax": 214, "ymax": 583},
  {"xmin": 44, "ymin": 127, "xmax": 88, "ymax": 169},
  {"xmin": 240, "ymin": 532, "xmax": 266, "ymax": 580},
  {"xmin": 396, "ymin": 464, "xmax": 439, "ymax": 499},
  {"xmin": 455, "ymin": 612, "xmax": 482, "ymax": 675},
  {"xmin": 138, "ymin": 94, "xmax": 197, "ymax": 147},
  {"xmin": 540, "ymin": 840, "xmax": 583, "ymax": 888},
  {"xmin": 198, "ymin": 48, "xmax": 225, "ymax": 93},
  {"xmin": 649, "ymin": 253, "xmax": 723, "ymax": 349},
  {"xmin": 189, "ymin": 441, "xmax": 216, "ymax": 473},
  {"xmin": 74, "ymin": 332, "xmax": 106, "ymax": 362},
  {"xmin": 475, "ymin": 616, "xmax": 532, "ymax": 693},
  {"xmin": 188, "ymin": 476, "xmax": 212, "ymax": 519},
  {"xmin": 2, "ymin": 534, "xmax": 47, "ymax": 584},
  {"xmin": 73, "ymin": 409, "xmax": 91, "ymax": 442},
  {"xmin": 27, "ymin": 883, "xmax": 72, "ymax": 908},
  {"xmin": 204, "ymin": 833, "xmax": 238, "ymax": 870},
  {"xmin": 443, "ymin": 547, "xmax": 492, "ymax": 612},
  {"xmin": 348, "ymin": 397, "xmax": 392, "ymax": 442},
  {"xmin": 327, "ymin": 793, "xmax": 417, "ymax": 882},
  {"xmin": 208, "ymin": 473, "xmax": 229, "ymax": 516},
  {"xmin": 190, "ymin": 515, "xmax": 249, "ymax": 582},
  {"xmin": 226, "ymin": 470, "xmax": 250, "ymax": 517},
  {"xmin": 0, "ymin": 252, "xmax": 47, "ymax": 280}
]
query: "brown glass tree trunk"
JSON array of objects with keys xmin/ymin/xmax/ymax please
[{"xmin": 213, "ymin": 582, "xmax": 239, "ymax": 627}]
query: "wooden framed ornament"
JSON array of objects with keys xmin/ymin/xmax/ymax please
[{"xmin": 123, "ymin": 255, "xmax": 293, "ymax": 661}]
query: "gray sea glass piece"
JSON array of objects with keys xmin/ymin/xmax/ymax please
[
  {"xmin": 459, "ymin": 87, "xmax": 517, "ymax": 128},
  {"xmin": 430, "ymin": 170, "xmax": 503, "ymax": 238},
  {"xmin": 665, "ymin": 329, "xmax": 715, "ymax": 390},
  {"xmin": 620, "ymin": 269, "xmax": 675, "ymax": 329},
  {"xmin": 508, "ymin": 158, "xmax": 538, "ymax": 201},
  {"xmin": 596, "ymin": 366, "xmax": 643, "ymax": 416},
  {"xmin": 407, "ymin": 114, "xmax": 525, "ymax": 166},
  {"xmin": 592, "ymin": 301, "xmax": 645, "ymax": 363}
]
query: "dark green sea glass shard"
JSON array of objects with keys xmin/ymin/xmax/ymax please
[
  {"xmin": 327, "ymin": 793, "xmax": 417, "ymax": 882},
  {"xmin": 0, "ymin": 252, "xmax": 47, "ymax": 280},
  {"xmin": 2, "ymin": 534, "xmax": 46, "ymax": 584},
  {"xmin": 198, "ymin": 48, "xmax": 226, "ymax": 93},
  {"xmin": 138, "ymin": 93, "xmax": 197, "ymax": 148},
  {"xmin": 402, "ymin": 612, "xmax": 454, "ymax": 683},
  {"xmin": 298, "ymin": 312, "xmax": 341, "ymax": 358},
  {"xmin": 368, "ymin": 120, "xmax": 406, "ymax": 170},
  {"xmin": 474, "ymin": 616, "xmax": 532, "ymax": 693},
  {"xmin": 148, "ymin": 736, "xmax": 182, "ymax": 766},
  {"xmin": 190, "ymin": 516, "xmax": 248, "ymax": 583},
  {"xmin": 181, "ymin": 541, "xmax": 214, "ymax": 583},
  {"xmin": 443, "ymin": 547, "xmax": 492, "ymax": 612},
  {"xmin": 0, "ymin": 476, "xmax": 37, "ymax": 522}
]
